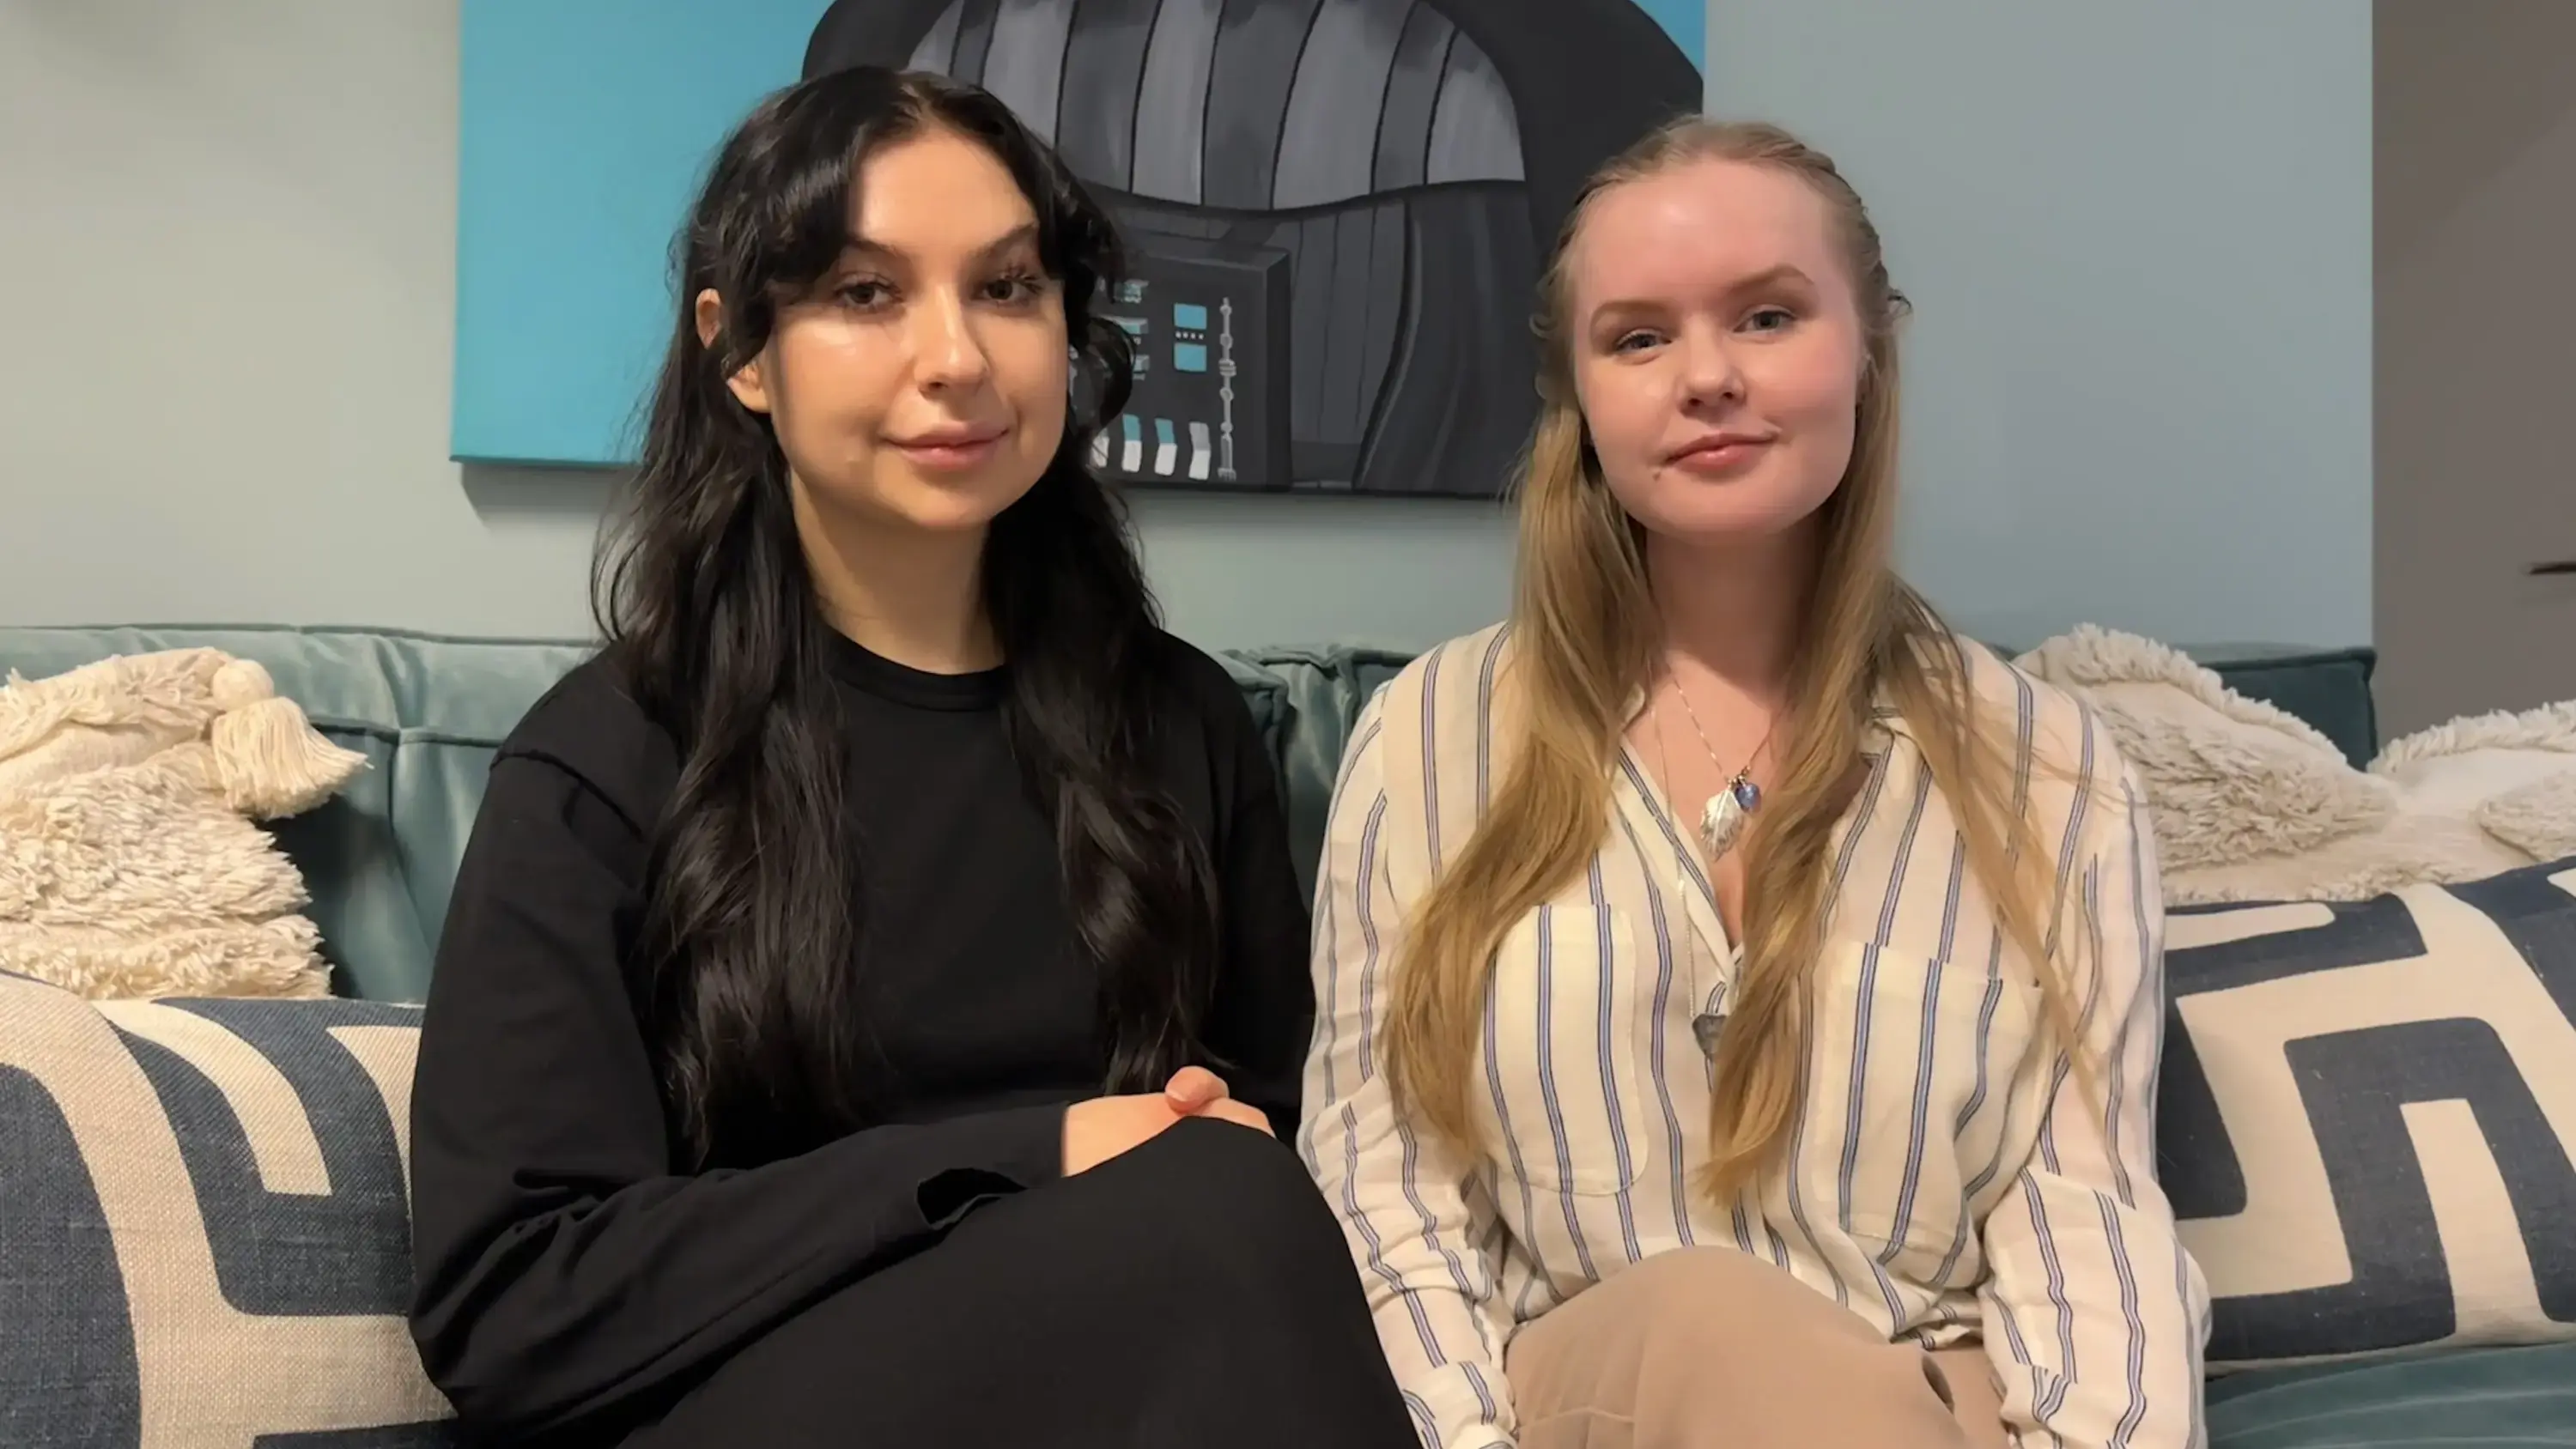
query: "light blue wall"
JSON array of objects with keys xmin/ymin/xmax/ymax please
[
  {"xmin": 0, "ymin": 0, "xmax": 2365, "ymax": 658},
  {"xmin": 1703, "ymin": 0, "xmax": 2373, "ymax": 649}
]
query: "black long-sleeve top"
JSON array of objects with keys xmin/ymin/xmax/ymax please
[{"xmin": 405, "ymin": 631, "xmax": 1314, "ymax": 1442}]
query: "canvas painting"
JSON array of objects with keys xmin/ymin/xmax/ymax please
[{"xmin": 453, "ymin": 0, "xmax": 1706, "ymax": 498}]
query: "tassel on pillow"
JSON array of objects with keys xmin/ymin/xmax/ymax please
[{"xmin": 204, "ymin": 658, "xmax": 368, "ymax": 817}]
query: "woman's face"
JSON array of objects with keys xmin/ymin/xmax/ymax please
[
  {"xmin": 703, "ymin": 126, "xmax": 1070, "ymax": 537},
  {"xmin": 1564, "ymin": 157, "xmax": 1867, "ymax": 551}
]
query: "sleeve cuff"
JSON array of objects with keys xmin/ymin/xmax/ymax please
[{"xmin": 913, "ymin": 1101, "xmax": 1068, "ymax": 1229}]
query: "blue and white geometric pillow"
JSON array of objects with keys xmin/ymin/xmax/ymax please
[
  {"xmin": 2155, "ymin": 854, "xmax": 2576, "ymax": 1368},
  {"xmin": 0, "ymin": 969, "xmax": 455, "ymax": 1446}
]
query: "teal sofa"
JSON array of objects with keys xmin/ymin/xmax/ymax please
[{"xmin": 2, "ymin": 621, "xmax": 2569, "ymax": 1446}]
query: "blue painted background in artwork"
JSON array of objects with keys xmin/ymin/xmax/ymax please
[{"xmin": 451, "ymin": 0, "xmax": 1706, "ymax": 467}]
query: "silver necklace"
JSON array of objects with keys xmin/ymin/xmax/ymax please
[
  {"xmin": 1651, "ymin": 686, "xmax": 1759, "ymax": 1062},
  {"xmin": 1668, "ymin": 681, "xmax": 1773, "ymax": 860}
]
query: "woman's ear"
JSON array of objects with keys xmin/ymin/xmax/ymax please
[{"xmin": 694, "ymin": 288, "xmax": 771, "ymax": 415}]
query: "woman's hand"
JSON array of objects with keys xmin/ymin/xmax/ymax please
[
  {"xmin": 1060, "ymin": 1069, "xmax": 1275, "ymax": 1175},
  {"xmin": 1160, "ymin": 1065, "xmax": 1274, "ymax": 1137}
]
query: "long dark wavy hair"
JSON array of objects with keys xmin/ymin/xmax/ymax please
[{"xmin": 593, "ymin": 65, "xmax": 1218, "ymax": 1171}]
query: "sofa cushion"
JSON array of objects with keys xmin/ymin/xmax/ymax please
[
  {"xmin": 2188, "ymin": 644, "xmax": 2381, "ymax": 772},
  {"xmin": 2156, "ymin": 855, "xmax": 2576, "ymax": 1368},
  {"xmin": 0, "ymin": 967, "xmax": 455, "ymax": 1444},
  {"xmin": 1223, "ymin": 644, "xmax": 1417, "ymax": 903},
  {"xmin": 0, "ymin": 627, "xmax": 1423, "ymax": 1001},
  {"xmin": 0, "ymin": 626, "xmax": 2381, "ymax": 1003},
  {"xmin": 2207, "ymin": 1342, "xmax": 2576, "ymax": 1446}
]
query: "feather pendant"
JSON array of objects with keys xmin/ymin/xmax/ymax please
[{"xmin": 1698, "ymin": 774, "xmax": 1762, "ymax": 859}]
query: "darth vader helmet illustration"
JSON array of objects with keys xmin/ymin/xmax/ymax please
[{"xmin": 805, "ymin": 0, "xmax": 1701, "ymax": 497}]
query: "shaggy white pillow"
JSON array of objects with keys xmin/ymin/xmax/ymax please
[
  {"xmin": 2016, "ymin": 627, "xmax": 2575, "ymax": 904},
  {"xmin": 2013, "ymin": 627, "xmax": 2391, "ymax": 871},
  {"xmin": 2477, "ymin": 770, "xmax": 2576, "ymax": 860},
  {"xmin": 2372, "ymin": 699, "xmax": 2576, "ymax": 862},
  {"xmin": 0, "ymin": 649, "xmax": 366, "ymax": 998}
]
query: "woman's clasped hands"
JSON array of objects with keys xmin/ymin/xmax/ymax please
[{"xmin": 1061, "ymin": 1065, "xmax": 1274, "ymax": 1175}]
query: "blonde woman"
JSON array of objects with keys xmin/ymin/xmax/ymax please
[{"xmin": 1299, "ymin": 117, "xmax": 2211, "ymax": 1449}]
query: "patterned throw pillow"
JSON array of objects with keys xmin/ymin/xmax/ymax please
[
  {"xmin": 0, "ymin": 969, "xmax": 454, "ymax": 1446},
  {"xmin": 2157, "ymin": 855, "xmax": 2576, "ymax": 1368}
]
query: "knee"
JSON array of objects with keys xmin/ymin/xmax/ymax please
[
  {"xmin": 1155, "ymin": 1118, "xmax": 1333, "ymax": 1216},
  {"xmin": 1163, "ymin": 1113, "xmax": 1303, "ymax": 1170},
  {"xmin": 1516, "ymin": 1254, "xmax": 1965, "ymax": 1446},
  {"xmin": 1139, "ymin": 1119, "xmax": 1352, "ymax": 1267},
  {"xmin": 998, "ymin": 1124, "xmax": 1317, "ymax": 1313}
]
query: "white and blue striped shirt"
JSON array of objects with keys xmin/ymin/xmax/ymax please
[{"xmin": 1297, "ymin": 623, "xmax": 2212, "ymax": 1449}]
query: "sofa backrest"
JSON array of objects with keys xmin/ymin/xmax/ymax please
[{"xmin": 0, "ymin": 623, "xmax": 2375, "ymax": 1003}]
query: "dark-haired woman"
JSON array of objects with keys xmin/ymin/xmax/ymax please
[{"xmin": 404, "ymin": 66, "xmax": 1416, "ymax": 1449}]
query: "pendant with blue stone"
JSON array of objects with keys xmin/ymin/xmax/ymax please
[{"xmin": 1698, "ymin": 773, "xmax": 1761, "ymax": 859}]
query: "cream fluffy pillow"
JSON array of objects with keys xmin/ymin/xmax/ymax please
[
  {"xmin": 0, "ymin": 649, "xmax": 367, "ymax": 998},
  {"xmin": 2372, "ymin": 699, "xmax": 2576, "ymax": 862},
  {"xmin": 2015, "ymin": 627, "xmax": 2571, "ymax": 904},
  {"xmin": 2013, "ymin": 627, "xmax": 2392, "ymax": 871}
]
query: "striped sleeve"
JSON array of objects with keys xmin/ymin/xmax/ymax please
[
  {"xmin": 1297, "ymin": 690, "xmax": 1519, "ymax": 1449},
  {"xmin": 1980, "ymin": 750, "xmax": 2215, "ymax": 1449}
]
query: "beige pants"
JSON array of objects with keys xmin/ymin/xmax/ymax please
[{"xmin": 1504, "ymin": 1248, "xmax": 2007, "ymax": 1448}]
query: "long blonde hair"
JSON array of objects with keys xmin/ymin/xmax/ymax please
[{"xmin": 1382, "ymin": 117, "xmax": 2093, "ymax": 1204}]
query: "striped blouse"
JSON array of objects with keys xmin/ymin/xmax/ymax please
[{"xmin": 1296, "ymin": 623, "xmax": 2212, "ymax": 1449}]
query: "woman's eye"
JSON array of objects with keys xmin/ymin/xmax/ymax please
[
  {"xmin": 982, "ymin": 271, "xmax": 1045, "ymax": 304},
  {"xmin": 1612, "ymin": 329, "xmax": 1663, "ymax": 354},
  {"xmin": 835, "ymin": 279, "xmax": 892, "ymax": 310},
  {"xmin": 1742, "ymin": 306, "xmax": 1795, "ymax": 333}
]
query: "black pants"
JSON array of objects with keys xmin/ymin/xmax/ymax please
[{"xmin": 631, "ymin": 1117, "xmax": 1419, "ymax": 1448}]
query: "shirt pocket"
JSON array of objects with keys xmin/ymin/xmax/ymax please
[
  {"xmin": 1475, "ymin": 901, "xmax": 1655, "ymax": 1197},
  {"xmin": 1808, "ymin": 937, "xmax": 2033, "ymax": 1276}
]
